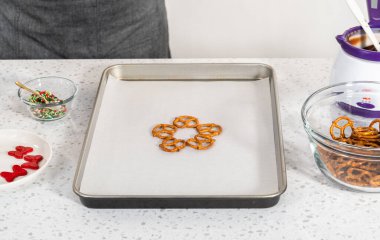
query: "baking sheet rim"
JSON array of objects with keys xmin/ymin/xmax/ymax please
[{"xmin": 73, "ymin": 63, "xmax": 287, "ymax": 200}]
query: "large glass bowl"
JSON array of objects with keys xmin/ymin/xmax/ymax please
[
  {"xmin": 302, "ymin": 81, "xmax": 380, "ymax": 192},
  {"xmin": 18, "ymin": 77, "xmax": 77, "ymax": 121}
]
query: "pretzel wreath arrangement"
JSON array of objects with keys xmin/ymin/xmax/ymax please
[{"xmin": 152, "ymin": 116, "xmax": 222, "ymax": 152}]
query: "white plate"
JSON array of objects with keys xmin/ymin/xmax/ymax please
[{"xmin": 0, "ymin": 129, "xmax": 52, "ymax": 189}]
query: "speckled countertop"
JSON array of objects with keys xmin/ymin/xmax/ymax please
[{"xmin": 0, "ymin": 59, "xmax": 379, "ymax": 240}]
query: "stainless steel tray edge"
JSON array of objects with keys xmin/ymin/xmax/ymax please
[
  {"xmin": 268, "ymin": 65, "xmax": 287, "ymax": 198},
  {"xmin": 73, "ymin": 63, "xmax": 287, "ymax": 207},
  {"xmin": 73, "ymin": 64, "xmax": 111, "ymax": 197}
]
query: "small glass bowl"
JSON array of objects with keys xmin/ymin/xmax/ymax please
[
  {"xmin": 18, "ymin": 77, "xmax": 77, "ymax": 121},
  {"xmin": 301, "ymin": 81, "xmax": 380, "ymax": 192}
]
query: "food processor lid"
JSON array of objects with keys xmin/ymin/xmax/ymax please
[{"xmin": 336, "ymin": 0, "xmax": 380, "ymax": 61}]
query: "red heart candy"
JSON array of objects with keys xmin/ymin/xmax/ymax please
[
  {"xmin": 12, "ymin": 165, "xmax": 27, "ymax": 176},
  {"xmin": 0, "ymin": 165, "xmax": 27, "ymax": 182},
  {"xmin": 24, "ymin": 155, "xmax": 43, "ymax": 163},
  {"xmin": 21, "ymin": 162, "xmax": 39, "ymax": 170},
  {"xmin": 8, "ymin": 151, "xmax": 24, "ymax": 159},
  {"xmin": 15, "ymin": 146, "xmax": 33, "ymax": 154},
  {"xmin": 0, "ymin": 172, "xmax": 16, "ymax": 182}
]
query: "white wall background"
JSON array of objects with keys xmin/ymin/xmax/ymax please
[{"xmin": 166, "ymin": 0, "xmax": 368, "ymax": 58}]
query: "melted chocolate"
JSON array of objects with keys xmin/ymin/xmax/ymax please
[{"xmin": 363, "ymin": 43, "xmax": 380, "ymax": 51}]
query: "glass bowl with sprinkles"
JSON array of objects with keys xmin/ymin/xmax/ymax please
[{"xmin": 18, "ymin": 77, "xmax": 77, "ymax": 121}]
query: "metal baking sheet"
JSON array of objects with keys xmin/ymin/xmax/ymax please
[{"xmin": 73, "ymin": 63, "xmax": 287, "ymax": 208}]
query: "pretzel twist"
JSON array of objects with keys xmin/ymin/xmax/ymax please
[
  {"xmin": 173, "ymin": 116, "xmax": 199, "ymax": 128},
  {"xmin": 152, "ymin": 124, "xmax": 177, "ymax": 139},
  {"xmin": 196, "ymin": 123, "xmax": 223, "ymax": 137},
  {"xmin": 186, "ymin": 137, "xmax": 215, "ymax": 150},
  {"xmin": 194, "ymin": 134, "xmax": 214, "ymax": 143},
  {"xmin": 330, "ymin": 116, "xmax": 354, "ymax": 140},
  {"xmin": 159, "ymin": 137, "xmax": 186, "ymax": 152},
  {"xmin": 369, "ymin": 119, "xmax": 380, "ymax": 132}
]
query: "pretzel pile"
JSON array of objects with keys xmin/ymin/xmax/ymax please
[
  {"xmin": 318, "ymin": 145, "xmax": 380, "ymax": 187},
  {"xmin": 319, "ymin": 116, "xmax": 380, "ymax": 187},
  {"xmin": 330, "ymin": 116, "xmax": 380, "ymax": 148},
  {"xmin": 152, "ymin": 116, "xmax": 222, "ymax": 152}
]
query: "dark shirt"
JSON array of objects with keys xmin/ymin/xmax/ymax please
[{"xmin": 0, "ymin": 0, "xmax": 170, "ymax": 59}]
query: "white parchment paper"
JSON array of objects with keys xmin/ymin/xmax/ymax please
[{"xmin": 80, "ymin": 76, "xmax": 279, "ymax": 196}]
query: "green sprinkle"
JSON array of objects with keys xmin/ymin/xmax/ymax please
[{"xmin": 28, "ymin": 90, "xmax": 67, "ymax": 120}]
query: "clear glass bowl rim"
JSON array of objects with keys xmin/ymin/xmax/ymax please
[
  {"xmin": 18, "ymin": 76, "xmax": 77, "ymax": 107},
  {"xmin": 301, "ymin": 80, "xmax": 380, "ymax": 158}
]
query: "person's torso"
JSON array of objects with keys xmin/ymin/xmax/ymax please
[{"xmin": 0, "ymin": 0, "xmax": 168, "ymax": 59}]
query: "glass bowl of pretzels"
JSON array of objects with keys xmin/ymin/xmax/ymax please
[{"xmin": 302, "ymin": 81, "xmax": 380, "ymax": 192}]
